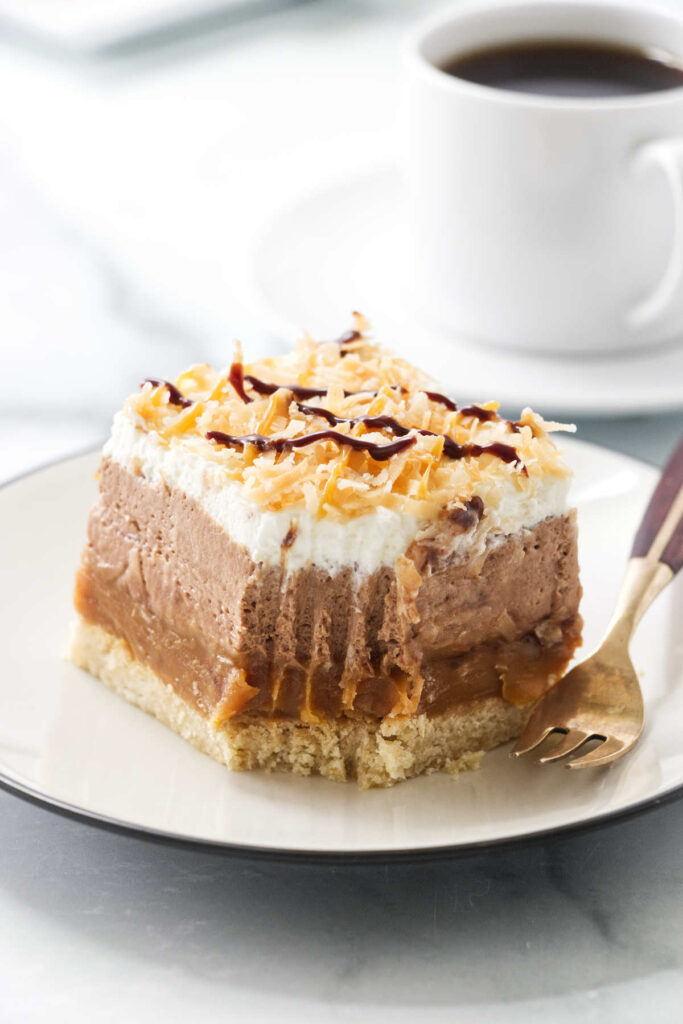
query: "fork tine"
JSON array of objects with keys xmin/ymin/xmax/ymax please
[
  {"xmin": 566, "ymin": 736, "xmax": 626, "ymax": 770},
  {"xmin": 537, "ymin": 729, "xmax": 590, "ymax": 764},
  {"xmin": 510, "ymin": 723, "xmax": 557, "ymax": 758}
]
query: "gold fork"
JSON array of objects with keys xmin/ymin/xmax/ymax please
[{"xmin": 511, "ymin": 438, "xmax": 683, "ymax": 770}]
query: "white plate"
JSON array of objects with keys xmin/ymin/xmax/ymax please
[
  {"xmin": 249, "ymin": 164, "xmax": 683, "ymax": 418},
  {"xmin": 0, "ymin": 443, "xmax": 681, "ymax": 859}
]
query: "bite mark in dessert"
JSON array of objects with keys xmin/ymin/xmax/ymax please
[{"xmin": 68, "ymin": 313, "xmax": 582, "ymax": 788}]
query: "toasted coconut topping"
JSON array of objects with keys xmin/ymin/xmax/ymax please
[{"xmin": 126, "ymin": 316, "xmax": 574, "ymax": 520}]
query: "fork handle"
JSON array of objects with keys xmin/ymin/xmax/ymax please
[
  {"xmin": 610, "ymin": 438, "xmax": 683, "ymax": 638},
  {"xmin": 631, "ymin": 437, "xmax": 683, "ymax": 574}
]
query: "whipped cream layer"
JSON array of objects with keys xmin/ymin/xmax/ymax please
[{"xmin": 105, "ymin": 410, "xmax": 572, "ymax": 576}]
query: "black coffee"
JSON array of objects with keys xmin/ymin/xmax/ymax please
[{"xmin": 442, "ymin": 40, "xmax": 683, "ymax": 98}]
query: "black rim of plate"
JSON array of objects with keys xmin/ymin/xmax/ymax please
[{"xmin": 1, "ymin": 446, "xmax": 681, "ymax": 865}]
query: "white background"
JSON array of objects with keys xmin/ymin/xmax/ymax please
[{"xmin": 0, "ymin": 1, "xmax": 682, "ymax": 1021}]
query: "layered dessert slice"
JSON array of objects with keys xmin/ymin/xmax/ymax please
[{"xmin": 69, "ymin": 318, "xmax": 582, "ymax": 788}]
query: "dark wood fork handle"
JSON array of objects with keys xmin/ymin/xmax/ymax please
[{"xmin": 631, "ymin": 437, "xmax": 683, "ymax": 573}]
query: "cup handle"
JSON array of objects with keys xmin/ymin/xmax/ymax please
[{"xmin": 627, "ymin": 138, "xmax": 683, "ymax": 332}]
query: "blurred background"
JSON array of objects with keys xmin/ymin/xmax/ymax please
[
  {"xmin": 2, "ymin": 0, "xmax": 682, "ymax": 484},
  {"xmin": 0, "ymin": 0, "xmax": 437, "ymax": 478}
]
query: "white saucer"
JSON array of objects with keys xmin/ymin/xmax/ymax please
[
  {"xmin": 0, "ymin": 444, "xmax": 681, "ymax": 858},
  {"xmin": 249, "ymin": 164, "xmax": 683, "ymax": 418}
]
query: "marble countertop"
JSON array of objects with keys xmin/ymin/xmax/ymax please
[{"xmin": 1, "ymin": 1, "xmax": 682, "ymax": 1020}]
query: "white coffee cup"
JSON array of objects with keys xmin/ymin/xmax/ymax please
[{"xmin": 404, "ymin": 0, "xmax": 683, "ymax": 355}]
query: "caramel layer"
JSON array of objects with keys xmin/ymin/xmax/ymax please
[{"xmin": 74, "ymin": 560, "xmax": 579, "ymax": 719}]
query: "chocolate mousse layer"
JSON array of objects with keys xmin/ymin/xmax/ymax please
[{"xmin": 74, "ymin": 460, "xmax": 581, "ymax": 723}]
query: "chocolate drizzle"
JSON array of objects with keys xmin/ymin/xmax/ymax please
[
  {"xmin": 294, "ymin": 403, "xmax": 522, "ymax": 466},
  {"xmin": 460, "ymin": 404, "xmax": 496, "ymax": 423},
  {"xmin": 142, "ymin": 362, "xmax": 524, "ymax": 470},
  {"xmin": 424, "ymin": 394, "xmax": 521, "ymax": 433},
  {"xmin": 207, "ymin": 421, "xmax": 521, "ymax": 467},
  {"xmin": 228, "ymin": 361, "xmax": 252, "ymax": 403},
  {"xmin": 444, "ymin": 439, "xmax": 522, "ymax": 465},
  {"xmin": 295, "ymin": 403, "xmax": 413, "ymax": 436},
  {"xmin": 142, "ymin": 379, "xmax": 192, "ymax": 408},
  {"xmin": 230, "ymin": 371, "xmax": 514, "ymax": 441},
  {"xmin": 424, "ymin": 390, "xmax": 458, "ymax": 412},
  {"xmin": 243, "ymin": 374, "xmax": 406, "ymax": 402},
  {"xmin": 334, "ymin": 329, "xmax": 362, "ymax": 350},
  {"xmin": 430, "ymin": 394, "xmax": 524, "ymax": 435},
  {"xmin": 244, "ymin": 375, "xmax": 328, "ymax": 401},
  {"xmin": 206, "ymin": 429, "xmax": 415, "ymax": 462},
  {"xmin": 143, "ymin": 365, "xmax": 516, "ymax": 440}
]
